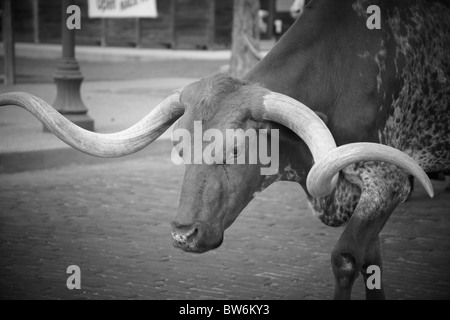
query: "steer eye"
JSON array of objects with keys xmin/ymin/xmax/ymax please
[
  {"xmin": 224, "ymin": 144, "xmax": 244, "ymax": 164},
  {"xmin": 230, "ymin": 145, "xmax": 245, "ymax": 159}
]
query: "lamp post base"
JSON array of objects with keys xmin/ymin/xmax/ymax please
[{"xmin": 44, "ymin": 58, "xmax": 94, "ymax": 132}]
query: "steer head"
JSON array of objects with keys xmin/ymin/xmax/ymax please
[
  {"xmin": 170, "ymin": 74, "xmax": 318, "ymax": 252},
  {"xmin": 0, "ymin": 74, "xmax": 433, "ymax": 254}
]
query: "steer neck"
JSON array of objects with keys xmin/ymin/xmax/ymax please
[
  {"xmin": 256, "ymin": 128, "xmax": 362, "ymax": 228},
  {"xmin": 263, "ymin": 130, "xmax": 313, "ymax": 190}
]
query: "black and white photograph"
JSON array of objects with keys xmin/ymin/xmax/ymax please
[{"xmin": 0, "ymin": 0, "xmax": 449, "ymax": 304}]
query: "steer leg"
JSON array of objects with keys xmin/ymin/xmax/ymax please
[
  {"xmin": 360, "ymin": 236, "xmax": 385, "ymax": 300},
  {"xmin": 331, "ymin": 204, "xmax": 396, "ymax": 300},
  {"xmin": 330, "ymin": 162, "xmax": 410, "ymax": 300}
]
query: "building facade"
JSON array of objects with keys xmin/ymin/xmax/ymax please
[{"xmin": 4, "ymin": 0, "xmax": 297, "ymax": 50}]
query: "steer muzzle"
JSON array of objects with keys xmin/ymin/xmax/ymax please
[{"xmin": 171, "ymin": 220, "xmax": 223, "ymax": 253}]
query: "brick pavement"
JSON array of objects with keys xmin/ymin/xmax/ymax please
[{"xmin": 0, "ymin": 149, "xmax": 449, "ymax": 300}]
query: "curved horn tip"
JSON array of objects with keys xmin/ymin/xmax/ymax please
[
  {"xmin": 422, "ymin": 180, "xmax": 434, "ymax": 199},
  {"xmin": 306, "ymin": 142, "xmax": 437, "ymax": 200},
  {"xmin": 306, "ymin": 173, "xmax": 339, "ymax": 198}
]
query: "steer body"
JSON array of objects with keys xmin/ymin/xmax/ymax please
[
  {"xmin": 249, "ymin": 0, "xmax": 450, "ymax": 298},
  {"xmin": 246, "ymin": 0, "xmax": 450, "ymax": 222}
]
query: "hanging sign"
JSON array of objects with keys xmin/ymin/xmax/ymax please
[{"xmin": 88, "ymin": 0, "xmax": 158, "ymax": 18}]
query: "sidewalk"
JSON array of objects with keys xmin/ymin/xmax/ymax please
[
  {"xmin": 1, "ymin": 43, "xmax": 231, "ymax": 62},
  {"xmin": 0, "ymin": 51, "xmax": 229, "ymax": 173},
  {"xmin": 0, "ymin": 40, "xmax": 274, "ymax": 63}
]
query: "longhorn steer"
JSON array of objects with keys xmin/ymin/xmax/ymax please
[{"xmin": 0, "ymin": 0, "xmax": 449, "ymax": 299}]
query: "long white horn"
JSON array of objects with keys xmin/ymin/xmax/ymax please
[
  {"xmin": 0, "ymin": 90, "xmax": 184, "ymax": 157},
  {"xmin": 307, "ymin": 143, "xmax": 434, "ymax": 198},
  {"xmin": 256, "ymin": 91, "xmax": 339, "ymax": 192}
]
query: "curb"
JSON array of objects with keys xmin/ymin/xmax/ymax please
[{"xmin": 0, "ymin": 43, "xmax": 232, "ymax": 63}]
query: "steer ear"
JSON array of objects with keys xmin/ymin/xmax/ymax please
[{"xmin": 315, "ymin": 112, "xmax": 328, "ymax": 125}]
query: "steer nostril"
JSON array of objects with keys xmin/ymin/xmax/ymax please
[
  {"xmin": 171, "ymin": 221, "xmax": 220, "ymax": 253},
  {"xmin": 171, "ymin": 224, "xmax": 200, "ymax": 247},
  {"xmin": 186, "ymin": 227, "xmax": 198, "ymax": 241}
]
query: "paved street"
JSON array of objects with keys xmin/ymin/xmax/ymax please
[{"xmin": 1, "ymin": 149, "xmax": 449, "ymax": 300}]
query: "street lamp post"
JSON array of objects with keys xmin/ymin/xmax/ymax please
[
  {"xmin": 48, "ymin": 0, "xmax": 94, "ymax": 132},
  {"xmin": 2, "ymin": 0, "xmax": 16, "ymax": 85}
]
